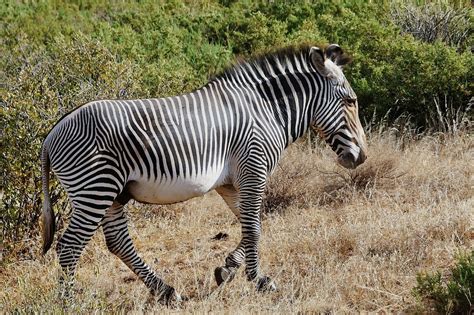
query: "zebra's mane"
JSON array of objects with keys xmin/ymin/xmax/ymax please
[{"xmin": 210, "ymin": 44, "xmax": 316, "ymax": 83}]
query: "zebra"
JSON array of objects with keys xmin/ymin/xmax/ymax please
[{"xmin": 41, "ymin": 44, "xmax": 367, "ymax": 303}]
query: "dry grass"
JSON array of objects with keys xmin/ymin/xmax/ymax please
[{"xmin": 1, "ymin": 133, "xmax": 473, "ymax": 313}]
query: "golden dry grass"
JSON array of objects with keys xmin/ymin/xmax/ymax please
[{"xmin": 1, "ymin": 133, "xmax": 473, "ymax": 313}]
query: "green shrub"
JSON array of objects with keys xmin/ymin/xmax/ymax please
[
  {"xmin": 1, "ymin": 34, "xmax": 141, "ymax": 252},
  {"xmin": 413, "ymin": 251, "xmax": 473, "ymax": 314}
]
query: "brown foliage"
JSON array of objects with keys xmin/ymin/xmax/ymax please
[{"xmin": 1, "ymin": 134, "xmax": 472, "ymax": 313}]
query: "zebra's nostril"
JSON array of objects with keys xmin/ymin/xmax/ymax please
[
  {"xmin": 337, "ymin": 152, "xmax": 356, "ymax": 169},
  {"xmin": 357, "ymin": 150, "xmax": 367, "ymax": 164}
]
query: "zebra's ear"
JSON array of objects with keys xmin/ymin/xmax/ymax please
[
  {"xmin": 325, "ymin": 44, "xmax": 351, "ymax": 67},
  {"xmin": 309, "ymin": 47, "xmax": 328, "ymax": 76}
]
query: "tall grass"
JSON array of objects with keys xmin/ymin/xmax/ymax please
[{"xmin": 1, "ymin": 132, "xmax": 472, "ymax": 313}]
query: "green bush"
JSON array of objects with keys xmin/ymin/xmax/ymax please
[
  {"xmin": 0, "ymin": 1, "xmax": 472, "ymax": 254},
  {"xmin": 1, "ymin": 34, "xmax": 141, "ymax": 251},
  {"xmin": 413, "ymin": 251, "xmax": 473, "ymax": 314}
]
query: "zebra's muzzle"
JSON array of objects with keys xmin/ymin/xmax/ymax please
[{"xmin": 337, "ymin": 150, "xmax": 366, "ymax": 169}]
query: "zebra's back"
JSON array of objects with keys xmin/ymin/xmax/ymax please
[{"xmin": 46, "ymin": 95, "xmax": 246, "ymax": 204}]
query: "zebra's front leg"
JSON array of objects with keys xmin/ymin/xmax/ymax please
[
  {"xmin": 102, "ymin": 202, "xmax": 180, "ymax": 305},
  {"xmin": 214, "ymin": 240, "xmax": 244, "ymax": 286},
  {"xmin": 214, "ymin": 185, "xmax": 244, "ymax": 286},
  {"xmin": 214, "ymin": 224, "xmax": 275, "ymax": 291},
  {"xmin": 240, "ymin": 182, "xmax": 276, "ymax": 292},
  {"xmin": 240, "ymin": 210, "xmax": 276, "ymax": 291}
]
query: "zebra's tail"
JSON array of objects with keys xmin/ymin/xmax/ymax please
[{"xmin": 41, "ymin": 143, "xmax": 55, "ymax": 255}]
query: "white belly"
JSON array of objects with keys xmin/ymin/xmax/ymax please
[{"xmin": 128, "ymin": 165, "xmax": 229, "ymax": 204}]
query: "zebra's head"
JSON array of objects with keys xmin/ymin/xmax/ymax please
[{"xmin": 309, "ymin": 44, "xmax": 367, "ymax": 169}]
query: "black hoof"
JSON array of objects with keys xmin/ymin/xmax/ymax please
[
  {"xmin": 256, "ymin": 276, "xmax": 277, "ymax": 292},
  {"xmin": 157, "ymin": 286, "xmax": 181, "ymax": 306},
  {"xmin": 214, "ymin": 266, "xmax": 235, "ymax": 286}
]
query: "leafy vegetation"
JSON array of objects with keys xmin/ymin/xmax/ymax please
[
  {"xmin": 413, "ymin": 251, "xmax": 473, "ymax": 314},
  {"xmin": 0, "ymin": 1, "xmax": 472, "ymax": 257}
]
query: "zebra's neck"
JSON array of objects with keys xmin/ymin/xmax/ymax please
[{"xmin": 208, "ymin": 53, "xmax": 320, "ymax": 149}]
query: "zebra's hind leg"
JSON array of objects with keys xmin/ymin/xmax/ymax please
[
  {"xmin": 56, "ymin": 202, "xmax": 108, "ymax": 300},
  {"xmin": 102, "ymin": 201, "xmax": 180, "ymax": 305}
]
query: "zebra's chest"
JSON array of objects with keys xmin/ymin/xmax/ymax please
[{"xmin": 127, "ymin": 166, "xmax": 229, "ymax": 204}]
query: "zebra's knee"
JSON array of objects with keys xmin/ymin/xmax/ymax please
[
  {"xmin": 55, "ymin": 241, "xmax": 68, "ymax": 269},
  {"xmin": 243, "ymin": 229, "xmax": 261, "ymax": 243},
  {"xmin": 56, "ymin": 236, "xmax": 77, "ymax": 267},
  {"xmin": 103, "ymin": 225, "xmax": 128, "ymax": 257},
  {"xmin": 104, "ymin": 230, "xmax": 124, "ymax": 256}
]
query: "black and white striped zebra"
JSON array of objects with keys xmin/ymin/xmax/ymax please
[{"xmin": 41, "ymin": 44, "xmax": 367, "ymax": 303}]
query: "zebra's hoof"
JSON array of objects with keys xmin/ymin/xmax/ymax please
[
  {"xmin": 256, "ymin": 276, "xmax": 277, "ymax": 292},
  {"xmin": 214, "ymin": 266, "xmax": 235, "ymax": 286},
  {"xmin": 157, "ymin": 286, "xmax": 181, "ymax": 306}
]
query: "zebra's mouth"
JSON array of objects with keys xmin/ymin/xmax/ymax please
[
  {"xmin": 337, "ymin": 155, "xmax": 357, "ymax": 169},
  {"xmin": 337, "ymin": 150, "xmax": 366, "ymax": 169}
]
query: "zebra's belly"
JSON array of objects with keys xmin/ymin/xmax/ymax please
[{"xmin": 127, "ymin": 167, "xmax": 229, "ymax": 204}]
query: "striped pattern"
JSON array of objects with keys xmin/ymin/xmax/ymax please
[{"xmin": 41, "ymin": 44, "xmax": 367, "ymax": 301}]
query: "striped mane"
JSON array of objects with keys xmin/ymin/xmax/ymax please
[{"xmin": 210, "ymin": 44, "xmax": 315, "ymax": 83}]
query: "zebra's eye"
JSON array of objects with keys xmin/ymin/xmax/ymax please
[{"xmin": 346, "ymin": 98, "xmax": 357, "ymax": 107}]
